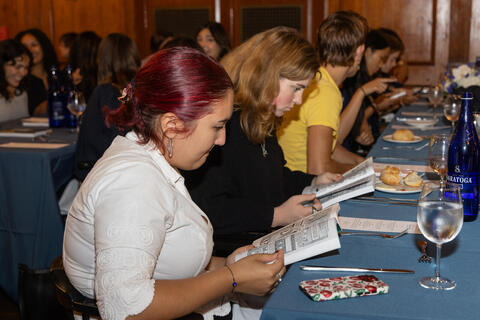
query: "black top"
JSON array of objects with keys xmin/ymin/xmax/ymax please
[
  {"xmin": 341, "ymin": 62, "xmax": 380, "ymax": 155},
  {"xmin": 26, "ymin": 74, "xmax": 47, "ymax": 115},
  {"xmin": 74, "ymin": 83, "xmax": 121, "ymax": 181},
  {"xmin": 184, "ymin": 110, "xmax": 315, "ymax": 235}
]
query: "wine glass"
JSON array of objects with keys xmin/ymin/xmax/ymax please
[
  {"xmin": 443, "ymin": 97, "xmax": 461, "ymax": 133},
  {"xmin": 428, "ymin": 134, "xmax": 451, "ymax": 185},
  {"xmin": 428, "ymin": 86, "xmax": 443, "ymax": 119},
  {"xmin": 417, "ymin": 182, "xmax": 463, "ymax": 290},
  {"xmin": 473, "ymin": 112, "xmax": 480, "ymax": 138},
  {"xmin": 66, "ymin": 91, "xmax": 86, "ymax": 132}
]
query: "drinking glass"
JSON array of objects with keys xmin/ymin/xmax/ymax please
[
  {"xmin": 473, "ymin": 112, "xmax": 480, "ymax": 138},
  {"xmin": 417, "ymin": 183, "xmax": 463, "ymax": 290},
  {"xmin": 443, "ymin": 97, "xmax": 460, "ymax": 133},
  {"xmin": 428, "ymin": 86, "xmax": 443, "ymax": 119},
  {"xmin": 428, "ymin": 134, "xmax": 451, "ymax": 185},
  {"xmin": 66, "ymin": 91, "xmax": 87, "ymax": 132}
]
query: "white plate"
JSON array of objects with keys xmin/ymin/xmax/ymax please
[
  {"xmin": 375, "ymin": 182, "xmax": 422, "ymax": 194},
  {"xmin": 383, "ymin": 134, "xmax": 423, "ymax": 143},
  {"xmin": 404, "ymin": 118, "xmax": 438, "ymax": 129}
]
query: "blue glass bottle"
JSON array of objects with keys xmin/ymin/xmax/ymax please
[
  {"xmin": 48, "ymin": 66, "xmax": 65, "ymax": 127},
  {"xmin": 447, "ymin": 92, "xmax": 480, "ymax": 221},
  {"xmin": 63, "ymin": 65, "xmax": 76, "ymax": 128}
]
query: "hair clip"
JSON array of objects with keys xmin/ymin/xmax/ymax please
[{"xmin": 118, "ymin": 80, "xmax": 135, "ymax": 104}]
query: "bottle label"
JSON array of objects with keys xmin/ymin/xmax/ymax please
[
  {"xmin": 447, "ymin": 172, "xmax": 477, "ymax": 199},
  {"xmin": 51, "ymin": 101, "xmax": 65, "ymax": 120}
]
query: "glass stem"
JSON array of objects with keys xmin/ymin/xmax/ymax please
[{"xmin": 435, "ymin": 244, "xmax": 442, "ymax": 281}]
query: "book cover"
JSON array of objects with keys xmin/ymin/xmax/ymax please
[{"xmin": 299, "ymin": 275, "xmax": 389, "ymax": 302}]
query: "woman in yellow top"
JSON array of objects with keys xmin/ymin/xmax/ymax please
[{"xmin": 278, "ymin": 11, "xmax": 394, "ymax": 174}]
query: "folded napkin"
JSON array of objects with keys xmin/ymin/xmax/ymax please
[{"xmin": 391, "ymin": 125, "xmax": 450, "ymax": 131}]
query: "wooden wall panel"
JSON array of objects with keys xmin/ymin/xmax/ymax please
[
  {"xmin": 0, "ymin": 0, "xmax": 53, "ymax": 39},
  {"xmin": 326, "ymin": 0, "xmax": 449, "ymax": 85},
  {"xmin": 2, "ymin": 0, "xmax": 480, "ymax": 85},
  {"xmin": 469, "ymin": 0, "xmax": 480, "ymax": 62}
]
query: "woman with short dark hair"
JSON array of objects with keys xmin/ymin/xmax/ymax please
[{"xmin": 196, "ymin": 21, "xmax": 231, "ymax": 60}]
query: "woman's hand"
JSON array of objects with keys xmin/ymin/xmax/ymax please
[
  {"xmin": 361, "ymin": 78, "xmax": 396, "ymax": 96},
  {"xmin": 355, "ymin": 118, "xmax": 374, "ymax": 146},
  {"xmin": 311, "ymin": 172, "xmax": 343, "ymax": 186},
  {"xmin": 226, "ymin": 245, "xmax": 254, "ymax": 266},
  {"xmin": 229, "ymin": 250, "xmax": 286, "ymax": 296},
  {"xmin": 273, "ymin": 194, "xmax": 321, "ymax": 227}
]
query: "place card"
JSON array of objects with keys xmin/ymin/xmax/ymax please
[
  {"xmin": 0, "ymin": 142, "xmax": 69, "ymax": 149},
  {"xmin": 338, "ymin": 216, "xmax": 421, "ymax": 234}
]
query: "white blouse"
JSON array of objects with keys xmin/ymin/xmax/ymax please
[
  {"xmin": 63, "ymin": 132, "xmax": 216, "ymax": 320},
  {"xmin": 0, "ymin": 92, "xmax": 28, "ymax": 122}
]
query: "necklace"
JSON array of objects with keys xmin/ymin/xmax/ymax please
[{"xmin": 261, "ymin": 142, "xmax": 268, "ymax": 158}]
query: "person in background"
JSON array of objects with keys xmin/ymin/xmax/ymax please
[
  {"xmin": 63, "ymin": 46, "xmax": 285, "ymax": 320},
  {"xmin": 341, "ymin": 29, "xmax": 394, "ymax": 155},
  {"xmin": 162, "ymin": 35, "xmax": 203, "ymax": 51},
  {"xmin": 57, "ymin": 32, "xmax": 77, "ymax": 69},
  {"xmin": 0, "ymin": 39, "xmax": 30, "ymax": 122},
  {"xmin": 15, "ymin": 28, "xmax": 56, "ymax": 115},
  {"xmin": 196, "ymin": 21, "xmax": 231, "ymax": 60},
  {"xmin": 376, "ymin": 28, "xmax": 417, "ymax": 110},
  {"xmin": 186, "ymin": 26, "xmax": 341, "ymax": 246},
  {"xmin": 141, "ymin": 30, "xmax": 173, "ymax": 66},
  {"xmin": 74, "ymin": 33, "xmax": 140, "ymax": 181},
  {"xmin": 278, "ymin": 11, "xmax": 375, "ymax": 175},
  {"xmin": 68, "ymin": 31, "xmax": 101, "ymax": 103}
]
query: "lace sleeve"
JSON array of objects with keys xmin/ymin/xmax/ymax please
[{"xmin": 93, "ymin": 167, "xmax": 174, "ymax": 320}]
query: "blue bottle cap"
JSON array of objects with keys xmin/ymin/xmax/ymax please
[{"xmin": 462, "ymin": 92, "xmax": 473, "ymax": 100}]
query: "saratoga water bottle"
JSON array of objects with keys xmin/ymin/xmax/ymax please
[
  {"xmin": 447, "ymin": 92, "xmax": 480, "ymax": 221},
  {"xmin": 48, "ymin": 66, "xmax": 65, "ymax": 127},
  {"xmin": 63, "ymin": 64, "xmax": 76, "ymax": 128}
]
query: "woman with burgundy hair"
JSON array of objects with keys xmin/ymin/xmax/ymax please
[{"xmin": 63, "ymin": 47, "xmax": 285, "ymax": 320}]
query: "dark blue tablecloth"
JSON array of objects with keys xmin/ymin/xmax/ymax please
[
  {"xmin": 261, "ymin": 104, "xmax": 480, "ymax": 319},
  {"xmin": 0, "ymin": 125, "xmax": 76, "ymax": 302}
]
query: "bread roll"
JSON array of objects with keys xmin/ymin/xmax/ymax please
[
  {"xmin": 404, "ymin": 172, "xmax": 423, "ymax": 187},
  {"xmin": 380, "ymin": 166, "xmax": 401, "ymax": 186},
  {"xmin": 392, "ymin": 129, "xmax": 414, "ymax": 141}
]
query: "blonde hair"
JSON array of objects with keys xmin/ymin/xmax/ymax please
[{"xmin": 221, "ymin": 26, "xmax": 318, "ymax": 144}]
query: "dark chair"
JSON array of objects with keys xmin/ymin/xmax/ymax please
[
  {"xmin": 18, "ymin": 264, "xmax": 67, "ymax": 320},
  {"xmin": 49, "ymin": 256, "xmax": 100, "ymax": 320}
]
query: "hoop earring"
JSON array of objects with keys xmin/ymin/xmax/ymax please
[{"xmin": 167, "ymin": 139, "xmax": 173, "ymax": 158}]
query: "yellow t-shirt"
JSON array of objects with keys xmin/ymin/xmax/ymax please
[{"xmin": 277, "ymin": 67, "xmax": 342, "ymax": 173}]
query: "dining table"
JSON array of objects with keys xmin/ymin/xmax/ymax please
[
  {"xmin": 0, "ymin": 119, "xmax": 77, "ymax": 302},
  {"xmin": 260, "ymin": 102, "xmax": 480, "ymax": 319}
]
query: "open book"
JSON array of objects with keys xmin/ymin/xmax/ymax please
[
  {"xmin": 302, "ymin": 157, "xmax": 375, "ymax": 209},
  {"xmin": 235, "ymin": 204, "xmax": 341, "ymax": 265}
]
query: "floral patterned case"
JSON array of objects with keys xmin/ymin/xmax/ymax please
[{"xmin": 299, "ymin": 275, "xmax": 389, "ymax": 301}]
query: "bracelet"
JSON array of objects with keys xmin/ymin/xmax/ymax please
[
  {"xmin": 225, "ymin": 265, "xmax": 237, "ymax": 293},
  {"xmin": 360, "ymin": 86, "xmax": 367, "ymax": 97}
]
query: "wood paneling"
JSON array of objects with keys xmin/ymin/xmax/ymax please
[
  {"xmin": 469, "ymin": 0, "xmax": 480, "ymax": 62},
  {"xmin": 327, "ymin": 0, "xmax": 449, "ymax": 85},
  {"xmin": 449, "ymin": 0, "xmax": 472, "ymax": 63},
  {"xmin": 1, "ymin": 0, "xmax": 480, "ymax": 85}
]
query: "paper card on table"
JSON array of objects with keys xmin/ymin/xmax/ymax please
[
  {"xmin": 0, "ymin": 127, "xmax": 51, "ymax": 138},
  {"xmin": 0, "ymin": 142, "xmax": 68, "ymax": 149},
  {"xmin": 373, "ymin": 162, "xmax": 432, "ymax": 173},
  {"xmin": 392, "ymin": 125, "xmax": 450, "ymax": 131},
  {"xmin": 299, "ymin": 275, "xmax": 389, "ymax": 302},
  {"xmin": 21, "ymin": 117, "xmax": 49, "ymax": 127},
  {"xmin": 338, "ymin": 216, "xmax": 421, "ymax": 234}
]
